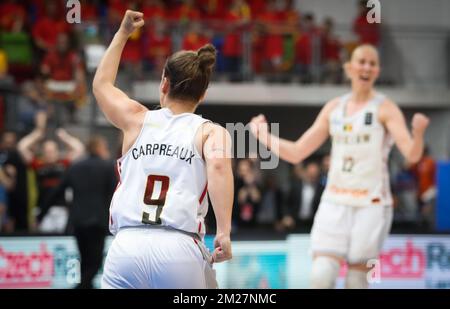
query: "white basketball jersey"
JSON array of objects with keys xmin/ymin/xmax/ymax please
[
  {"xmin": 109, "ymin": 108, "xmax": 211, "ymax": 238},
  {"xmin": 321, "ymin": 93, "xmax": 394, "ymax": 207}
]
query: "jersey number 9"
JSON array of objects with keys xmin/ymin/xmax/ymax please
[{"xmin": 142, "ymin": 175, "xmax": 170, "ymax": 225}]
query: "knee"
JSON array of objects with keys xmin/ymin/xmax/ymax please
[
  {"xmin": 345, "ymin": 267, "xmax": 369, "ymax": 289},
  {"xmin": 310, "ymin": 256, "xmax": 340, "ymax": 289}
]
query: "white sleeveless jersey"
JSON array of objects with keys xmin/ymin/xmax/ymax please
[
  {"xmin": 321, "ymin": 93, "xmax": 394, "ymax": 207},
  {"xmin": 109, "ymin": 108, "xmax": 211, "ymax": 238}
]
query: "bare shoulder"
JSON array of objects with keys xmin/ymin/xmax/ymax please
[
  {"xmin": 318, "ymin": 97, "xmax": 341, "ymax": 120},
  {"xmin": 195, "ymin": 122, "xmax": 232, "ymax": 160},
  {"xmin": 201, "ymin": 122, "xmax": 231, "ymax": 140},
  {"xmin": 380, "ymin": 96, "xmax": 398, "ymax": 109},
  {"xmin": 195, "ymin": 122, "xmax": 231, "ymax": 154},
  {"xmin": 324, "ymin": 97, "xmax": 341, "ymax": 113},
  {"xmin": 379, "ymin": 97, "xmax": 402, "ymax": 122}
]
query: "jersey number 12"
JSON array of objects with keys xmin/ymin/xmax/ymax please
[{"xmin": 142, "ymin": 175, "xmax": 170, "ymax": 225}]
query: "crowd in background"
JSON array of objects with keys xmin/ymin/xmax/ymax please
[
  {"xmin": 0, "ymin": 0, "xmax": 382, "ymax": 138},
  {"xmin": 0, "ymin": 0, "xmax": 380, "ymax": 82},
  {"xmin": 0, "ymin": 0, "xmax": 438, "ymax": 235}
]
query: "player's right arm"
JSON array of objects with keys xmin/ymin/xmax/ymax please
[
  {"xmin": 202, "ymin": 123, "xmax": 233, "ymax": 263},
  {"xmin": 249, "ymin": 99, "xmax": 338, "ymax": 164},
  {"xmin": 93, "ymin": 10, "xmax": 147, "ymax": 141},
  {"xmin": 379, "ymin": 99, "xmax": 429, "ymax": 164}
]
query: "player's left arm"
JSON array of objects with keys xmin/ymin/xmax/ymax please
[
  {"xmin": 202, "ymin": 123, "xmax": 233, "ymax": 263},
  {"xmin": 379, "ymin": 99, "xmax": 429, "ymax": 164}
]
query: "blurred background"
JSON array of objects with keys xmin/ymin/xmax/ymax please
[{"xmin": 0, "ymin": 0, "xmax": 449, "ymax": 289}]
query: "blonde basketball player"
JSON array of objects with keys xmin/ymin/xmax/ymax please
[
  {"xmin": 250, "ymin": 45, "xmax": 429, "ymax": 289},
  {"xmin": 93, "ymin": 11, "xmax": 233, "ymax": 289}
]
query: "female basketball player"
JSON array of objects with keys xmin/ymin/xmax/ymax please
[
  {"xmin": 250, "ymin": 45, "xmax": 429, "ymax": 289},
  {"xmin": 93, "ymin": 10, "xmax": 233, "ymax": 289}
]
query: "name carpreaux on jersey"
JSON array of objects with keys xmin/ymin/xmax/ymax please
[
  {"xmin": 109, "ymin": 108, "xmax": 211, "ymax": 238},
  {"xmin": 131, "ymin": 143, "xmax": 196, "ymax": 164}
]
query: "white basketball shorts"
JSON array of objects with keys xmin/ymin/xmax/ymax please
[
  {"xmin": 101, "ymin": 227, "xmax": 217, "ymax": 289},
  {"xmin": 310, "ymin": 201, "xmax": 393, "ymax": 264}
]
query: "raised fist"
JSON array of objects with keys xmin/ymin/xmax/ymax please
[
  {"xmin": 249, "ymin": 114, "xmax": 269, "ymax": 140},
  {"xmin": 411, "ymin": 113, "xmax": 429, "ymax": 136},
  {"xmin": 119, "ymin": 10, "xmax": 145, "ymax": 38}
]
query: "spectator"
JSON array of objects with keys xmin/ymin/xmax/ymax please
[
  {"xmin": 170, "ymin": 0, "xmax": 201, "ymax": 24},
  {"xmin": 258, "ymin": 1, "xmax": 284, "ymax": 75},
  {"xmin": 17, "ymin": 80, "xmax": 48, "ymax": 134},
  {"xmin": 248, "ymin": 152, "xmax": 263, "ymax": 185},
  {"xmin": 0, "ymin": 49, "xmax": 7, "ymax": 79},
  {"xmin": 0, "ymin": 0, "xmax": 33, "ymax": 83},
  {"xmin": 182, "ymin": 22, "xmax": 210, "ymax": 51},
  {"xmin": 353, "ymin": 0, "xmax": 380, "ymax": 47},
  {"xmin": 142, "ymin": 0, "xmax": 167, "ymax": 21},
  {"xmin": 257, "ymin": 175, "xmax": 284, "ymax": 229},
  {"xmin": 0, "ymin": 158, "xmax": 15, "ymax": 232},
  {"xmin": 222, "ymin": 0, "xmax": 251, "ymax": 81},
  {"xmin": 0, "ymin": 176, "xmax": 7, "ymax": 232},
  {"xmin": 412, "ymin": 146, "xmax": 436, "ymax": 229},
  {"xmin": 80, "ymin": 0, "xmax": 99, "ymax": 22},
  {"xmin": 0, "ymin": 0, "xmax": 26, "ymax": 33},
  {"xmin": 41, "ymin": 33, "xmax": 87, "ymax": 125},
  {"xmin": 393, "ymin": 162, "xmax": 419, "ymax": 223},
  {"xmin": 28, "ymin": 0, "xmax": 47, "ymax": 22},
  {"xmin": 199, "ymin": 0, "xmax": 227, "ymax": 21},
  {"xmin": 251, "ymin": 23, "xmax": 266, "ymax": 74},
  {"xmin": 304, "ymin": 15, "xmax": 320, "ymax": 43},
  {"xmin": 32, "ymin": 1, "xmax": 72, "ymax": 55},
  {"xmin": 295, "ymin": 28, "xmax": 312, "ymax": 83},
  {"xmin": 320, "ymin": 17, "xmax": 342, "ymax": 84},
  {"xmin": 143, "ymin": 19, "xmax": 172, "ymax": 77},
  {"xmin": 39, "ymin": 136, "xmax": 116, "ymax": 289},
  {"xmin": 235, "ymin": 159, "xmax": 261, "ymax": 227},
  {"xmin": 107, "ymin": 0, "xmax": 128, "ymax": 27},
  {"xmin": 283, "ymin": 0, "xmax": 300, "ymax": 25},
  {"xmin": 17, "ymin": 112, "xmax": 85, "ymax": 233},
  {"xmin": 278, "ymin": 0, "xmax": 300, "ymax": 75},
  {"xmin": 295, "ymin": 13, "xmax": 318, "ymax": 83},
  {"xmin": 0, "ymin": 131, "xmax": 28, "ymax": 232},
  {"xmin": 248, "ymin": 0, "xmax": 266, "ymax": 19},
  {"xmin": 281, "ymin": 161, "xmax": 324, "ymax": 231}
]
